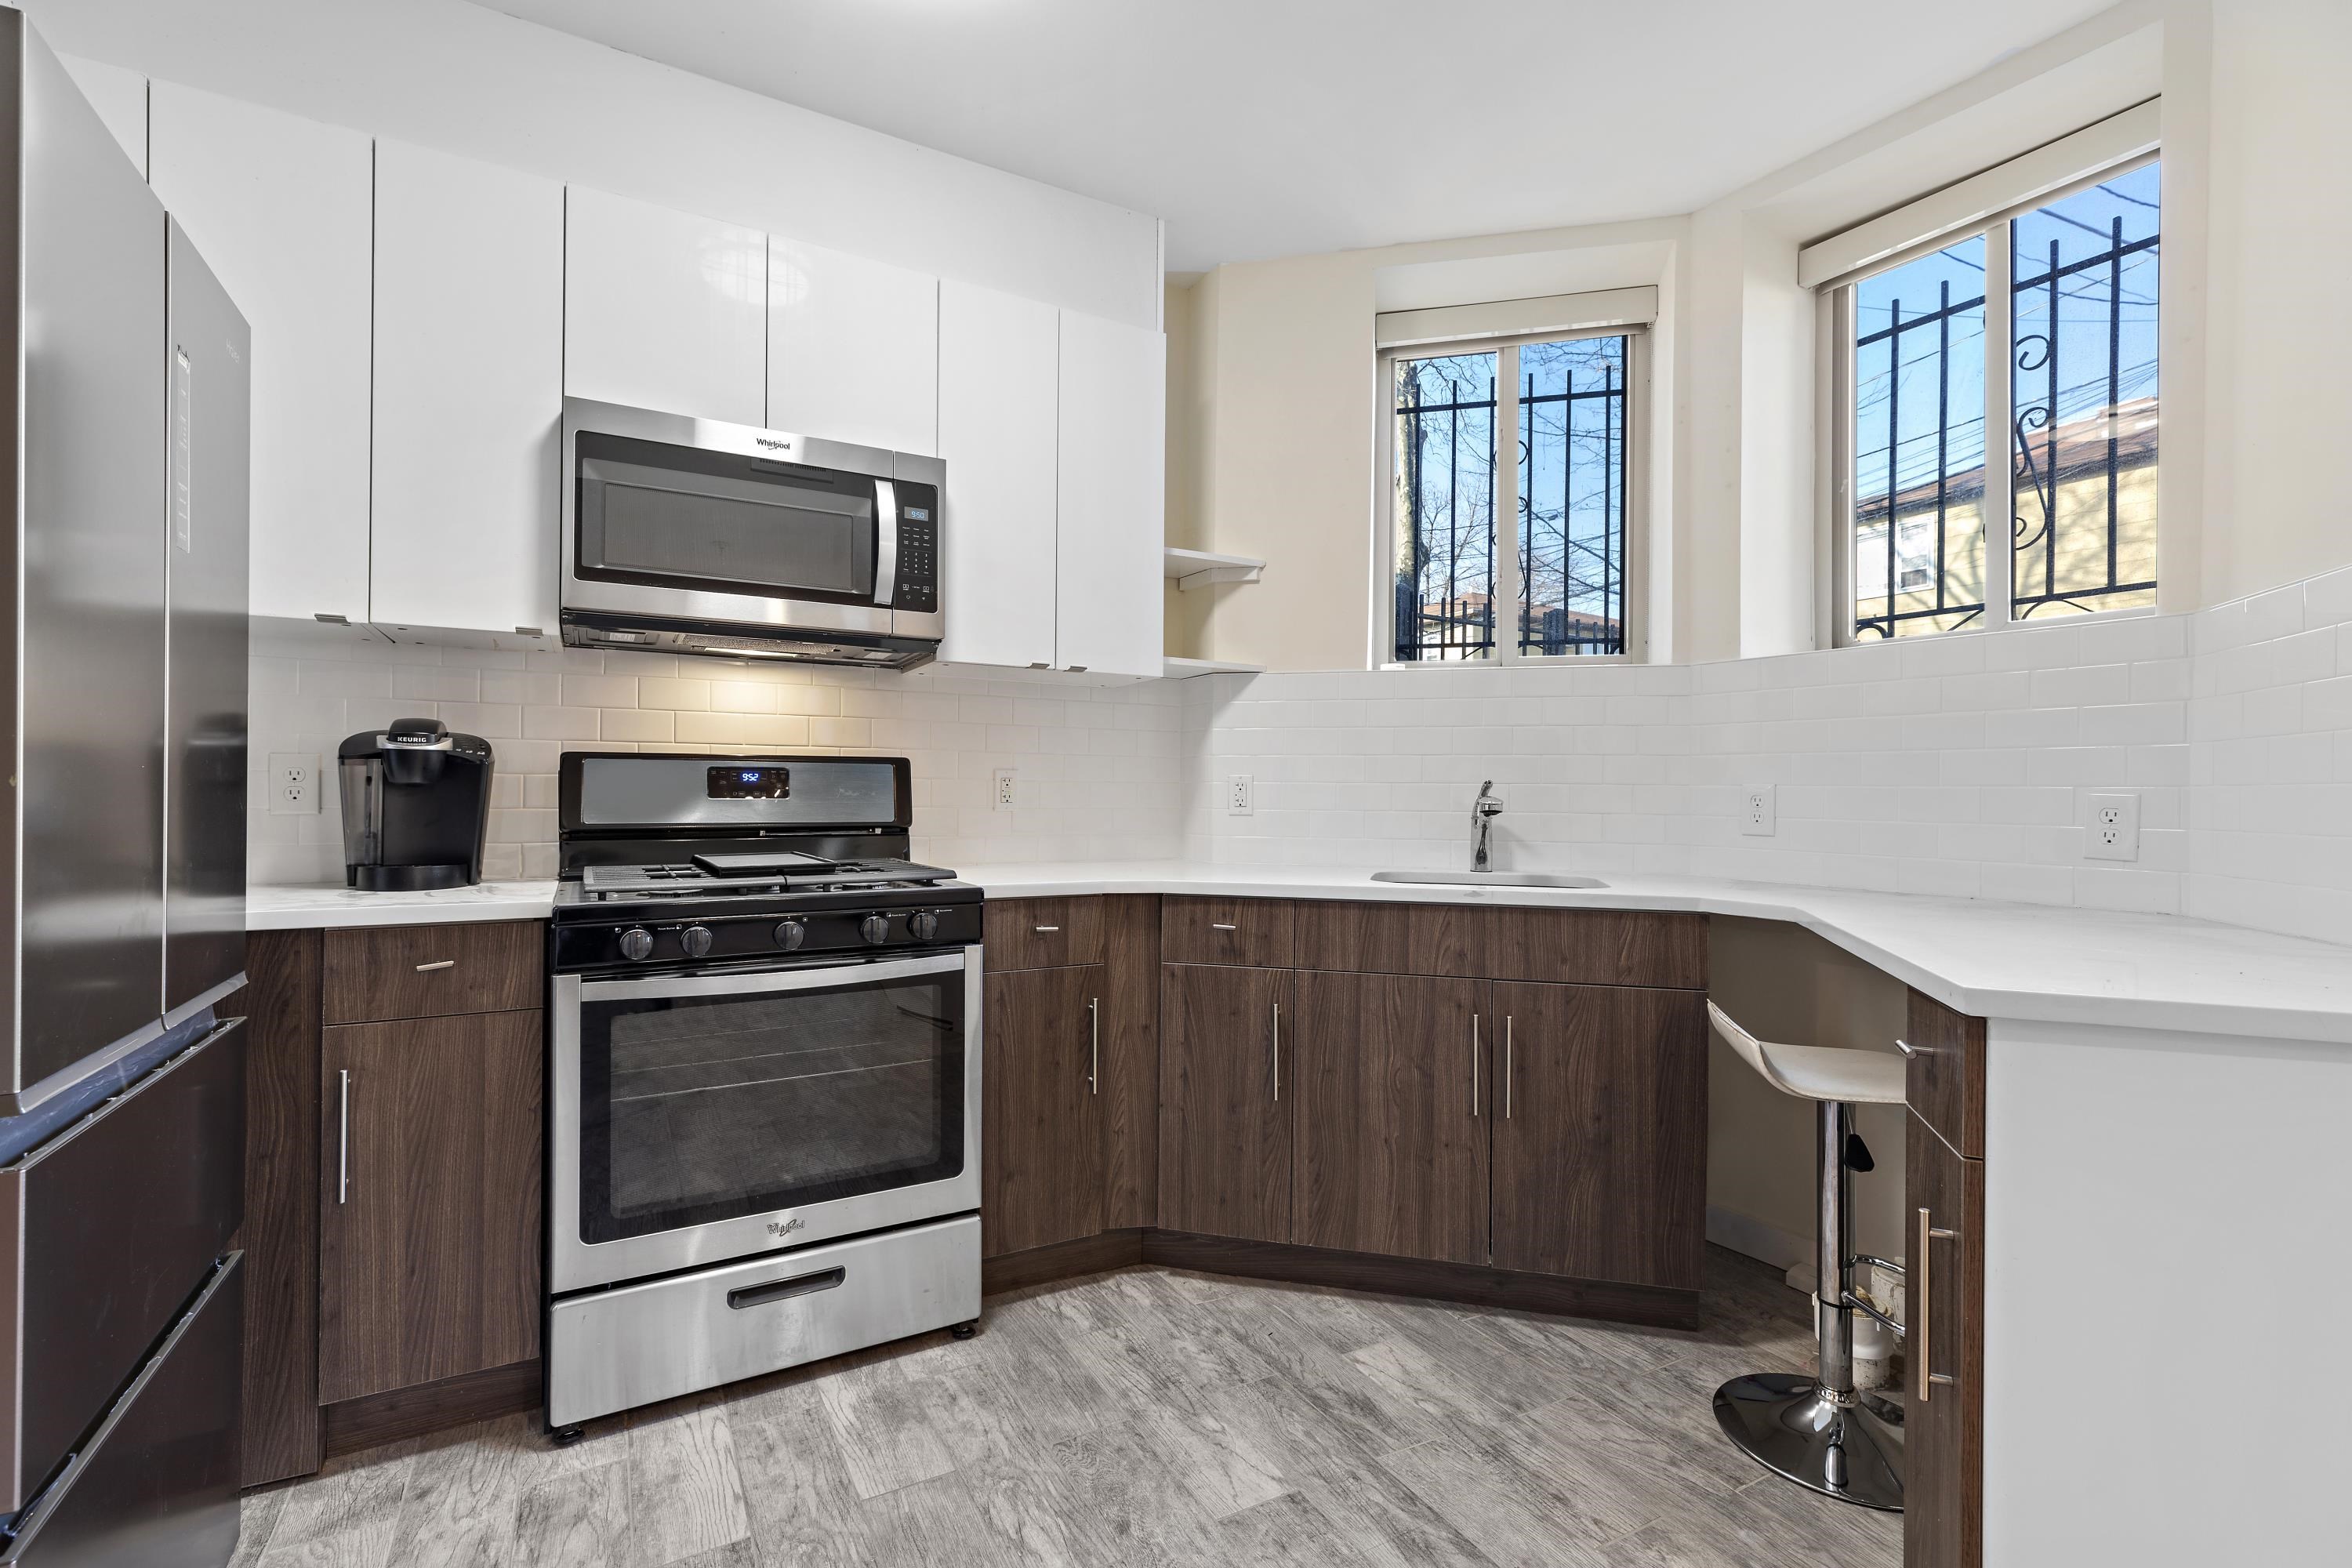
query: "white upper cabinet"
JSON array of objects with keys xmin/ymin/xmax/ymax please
[
  {"xmin": 937, "ymin": 281, "xmax": 1059, "ymax": 670},
  {"xmin": 1055, "ymin": 310, "xmax": 1166, "ymax": 678},
  {"xmin": 564, "ymin": 187, "xmax": 765, "ymax": 427},
  {"xmin": 371, "ymin": 140, "xmax": 564, "ymax": 644},
  {"xmin": 58, "ymin": 54, "xmax": 146, "ymax": 177},
  {"xmin": 768, "ymin": 237, "xmax": 938, "ymax": 454},
  {"xmin": 150, "ymin": 83, "xmax": 372, "ymax": 625}
]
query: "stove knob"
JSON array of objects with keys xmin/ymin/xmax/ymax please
[
  {"xmin": 680, "ymin": 925, "xmax": 716, "ymax": 959},
  {"xmin": 617, "ymin": 927, "xmax": 655, "ymax": 961},
  {"xmin": 909, "ymin": 910, "xmax": 940, "ymax": 942},
  {"xmin": 775, "ymin": 919, "xmax": 807, "ymax": 952},
  {"xmin": 860, "ymin": 914, "xmax": 891, "ymax": 946}
]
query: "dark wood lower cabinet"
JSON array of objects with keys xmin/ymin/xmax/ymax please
[
  {"xmin": 318, "ymin": 1009, "xmax": 543, "ymax": 1404},
  {"xmin": 1160, "ymin": 963, "xmax": 1292, "ymax": 1243},
  {"xmin": 239, "ymin": 930, "xmax": 323, "ymax": 1487},
  {"xmin": 1489, "ymin": 981, "xmax": 1707, "ymax": 1288},
  {"xmin": 1290, "ymin": 971, "xmax": 1488, "ymax": 1265},
  {"xmin": 1906, "ymin": 1109, "xmax": 1985, "ymax": 1568},
  {"xmin": 983, "ymin": 964, "xmax": 1106, "ymax": 1257}
]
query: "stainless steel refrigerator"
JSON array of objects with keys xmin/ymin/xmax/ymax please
[{"xmin": 0, "ymin": 12, "xmax": 252, "ymax": 1565}]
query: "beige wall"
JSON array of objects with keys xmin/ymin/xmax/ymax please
[
  {"xmin": 1707, "ymin": 918, "xmax": 1910, "ymax": 1270},
  {"xmin": 2200, "ymin": 0, "xmax": 2352, "ymax": 604}
]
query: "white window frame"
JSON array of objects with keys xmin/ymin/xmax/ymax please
[
  {"xmin": 1817, "ymin": 111, "xmax": 2161, "ymax": 647},
  {"xmin": 1376, "ymin": 322, "xmax": 1649, "ymax": 669}
]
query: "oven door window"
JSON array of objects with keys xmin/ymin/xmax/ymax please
[
  {"xmin": 577, "ymin": 449, "xmax": 877, "ymax": 603},
  {"xmin": 576, "ymin": 962, "xmax": 964, "ymax": 1243}
]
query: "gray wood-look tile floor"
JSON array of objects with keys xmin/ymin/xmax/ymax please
[{"xmin": 233, "ymin": 1247, "xmax": 1902, "ymax": 1567}]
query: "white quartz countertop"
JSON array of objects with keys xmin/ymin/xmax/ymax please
[{"xmin": 248, "ymin": 863, "xmax": 2352, "ymax": 1045}]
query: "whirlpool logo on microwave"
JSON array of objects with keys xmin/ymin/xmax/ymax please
[
  {"xmin": 753, "ymin": 437, "xmax": 792, "ymax": 452},
  {"xmin": 767, "ymin": 1216, "xmax": 805, "ymax": 1238}
]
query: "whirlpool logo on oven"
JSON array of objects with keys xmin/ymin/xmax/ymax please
[{"xmin": 767, "ymin": 1216, "xmax": 805, "ymax": 1238}]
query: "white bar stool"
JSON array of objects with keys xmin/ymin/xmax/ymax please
[{"xmin": 1708, "ymin": 1000, "xmax": 1907, "ymax": 1512}]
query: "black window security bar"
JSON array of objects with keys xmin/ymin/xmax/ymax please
[
  {"xmin": 2010, "ymin": 216, "xmax": 2160, "ymax": 620},
  {"xmin": 1855, "ymin": 185, "xmax": 2160, "ymax": 641},
  {"xmin": 1853, "ymin": 275, "xmax": 1987, "ymax": 641},
  {"xmin": 1394, "ymin": 362, "xmax": 1496, "ymax": 662},
  {"xmin": 1518, "ymin": 350, "xmax": 1627, "ymax": 657}
]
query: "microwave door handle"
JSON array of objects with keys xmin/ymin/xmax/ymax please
[{"xmin": 873, "ymin": 478, "xmax": 898, "ymax": 607}]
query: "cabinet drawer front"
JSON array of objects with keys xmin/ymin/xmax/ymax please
[
  {"xmin": 1292, "ymin": 900, "xmax": 1490, "ymax": 977},
  {"xmin": 983, "ymin": 898, "xmax": 1104, "ymax": 971},
  {"xmin": 322, "ymin": 920, "xmax": 544, "ymax": 1024},
  {"xmin": 1486, "ymin": 909, "xmax": 1705, "ymax": 989},
  {"xmin": 1163, "ymin": 898, "xmax": 1295, "ymax": 967}
]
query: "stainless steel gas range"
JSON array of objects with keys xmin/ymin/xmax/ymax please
[{"xmin": 543, "ymin": 752, "xmax": 981, "ymax": 1433}]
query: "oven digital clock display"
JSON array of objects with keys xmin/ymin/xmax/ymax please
[{"xmin": 706, "ymin": 765, "xmax": 790, "ymax": 799}]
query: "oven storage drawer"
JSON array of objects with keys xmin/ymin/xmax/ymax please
[
  {"xmin": 546, "ymin": 1214, "xmax": 979, "ymax": 1426},
  {"xmin": 1, "ymin": 1254, "xmax": 243, "ymax": 1566},
  {"xmin": 2, "ymin": 1019, "xmax": 244, "ymax": 1513},
  {"xmin": 322, "ymin": 921, "xmax": 543, "ymax": 1025}
]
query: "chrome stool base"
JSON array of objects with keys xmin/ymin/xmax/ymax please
[{"xmin": 1713, "ymin": 1372, "xmax": 1905, "ymax": 1512}]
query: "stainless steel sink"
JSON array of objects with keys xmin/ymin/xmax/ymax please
[{"xmin": 1370, "ymin": 870, "xmax": 1609, "ymax": 890}]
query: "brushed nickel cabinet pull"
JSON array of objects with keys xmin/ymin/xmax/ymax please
[
  {"xmin": 1033, "ymin": 925, "xmax": 1060, "ymax": 934},
  {"xmin": 1471, "ymin": 1014, "xmax": 1480, "ymax": 1117},
  {"xmin": 415, "ymin": 959, "xmax": 456, "ymax": 972},
  {"xmin": 1505, "ymin": 1015, "xmax": 1514, "ymax": 1119},
  {"xmin": 1088, "ymin": 998, "xmax": 1100, "ymax": 1095},
  {"xmin": 337, "ymin": 1069, "xmax": 351, "ymax": 1205},
  {"xmin": 1211, "ymin": 922, "xmax": 1238, "ymax": 931},
  {"xmin": 1915, "ymin": 1207, "xmax": 1959, "ymax": 1402},
  {"xmin": 1896, "ymin": 1038, "xmax": 1917, "ymax": 1058},
  {"xmin": 1271, "ymin": 1000, "xmax": 1281, "ymax": 1103}
]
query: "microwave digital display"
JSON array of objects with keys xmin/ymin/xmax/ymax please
[{"xmin": 706, "ymin": 765, "xmax": 790, "ymax": 800}]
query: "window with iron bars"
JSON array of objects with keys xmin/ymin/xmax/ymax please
[
  {"xmin": 1832, "ymin": 154, "xmax": 2159, "ymax": 641},
  {"xmin": 1383, "ymin": 328, "xmax": 1640, "ymax": 664}
]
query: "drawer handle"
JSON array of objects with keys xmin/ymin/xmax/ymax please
[
  {"xmin": 337, "ymin": 1069, "xmax": 351, "ymax": 1206},
  {"xmin": 728, "ymin": 1266, "xmax": 847, "ymax": 1311},
  {"xmin": 1915, "ymin": 1207, "xmax": 1960, "ymax": 1402},
  {"xmin": 1211, "ymin": 923, "xmax": 1238, "ymax": 931},
  {"xmin": 1896, "ymin": 1038, "xmax": 1917, "ymax": 1058},
  {"xmin": 415, "ymin": 959, "xmax": 456, "ymax": 972},
  {"xmin": 1033, "ymin": 925, "xmax": 1060, "ymax": 934}
]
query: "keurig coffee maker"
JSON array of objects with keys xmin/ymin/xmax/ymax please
[{"xmin": 337, "ymin": 717, "xmax": 494, "ymax": 890}]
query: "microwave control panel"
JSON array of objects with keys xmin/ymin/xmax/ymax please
[{"xmin": 892, "ymin": 483, "xmax": 939, "ymax": 613}]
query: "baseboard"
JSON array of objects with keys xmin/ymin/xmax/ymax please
[
  {"xmin": 1141, "ymin": 1230, "xmax": 1702, "ymax": 1330},
  {"xmin": 1705, "ymin": 1205, "xmax": 1813, "ymax": 1275},
  {"xmin": 321, "ymin": 1359, "xmax": 543, "ymax": 1458},
  {"xmin": 982, "ymin": 1229, "xmax": 1145, "ymax": 1295}
]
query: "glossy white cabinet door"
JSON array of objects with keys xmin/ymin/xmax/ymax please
[
  {"xmin": 768, "ymin": 236, "xmax": 937, "ymax": 454},
  {"xmin": 59, "ymin": 53, "xmax": 146, "ymax": 177},
  {"xmin": 372, "ymin": 140, "xmax": 564, "ymax": 644},
  {"xmin": 1055, "ymin": 310, "xmax": 1166, "ymax": 677},
  {"xmin": 151, "ymin": 83, "xmax": 372, "ymax": 625},
  {"xmin": 564, "ymin": 186, "xmax": 765, "ymax": 427},
  {"xmin": 937, "ymin": 281, "xmax": 1058, "ymax": 670}
]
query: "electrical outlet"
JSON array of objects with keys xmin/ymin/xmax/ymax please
[
  {"xmin": 269, "ymin": 753, "xmax": 319, "ymax": 815},
  {"xmin": 1227, "ymin": 774, "xmax": 1254, "ymax": 816},
  {"xmin": 1740, "ymin": 785, "xmax": 1777, "ymax": 837},
  {"xmin": 993, "ymin": 768, "xmax": 1017, "ymax": 811},
  {"xmin": 2084, "ymin": 791, "xmax": 2140, "ymax": 861}
]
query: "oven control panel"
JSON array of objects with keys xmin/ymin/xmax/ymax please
[{"xmin": 557, "ymin": 899, "xmax": 982, "ymax": 971}]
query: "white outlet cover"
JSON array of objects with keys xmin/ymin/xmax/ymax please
[
  {"xmin": 2084, "ymin": 791, "xmax": 2140, "ymax": 861},
  {"xmin": 993, "ymin": 768, "xmax": 1017, "ymax": 811},
  {"xmin": 268, "ymin": 752, "xmax": 319, "ymax": 815},
  {"xmin": 1228, "ymin": 774, "xmax": 1254, "ymax": 816},
  {"xmin": 1740, "ymin": 784, "xmax": 1777, "ymax": 837}
]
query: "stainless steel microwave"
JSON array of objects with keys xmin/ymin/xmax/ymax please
[{"xmin": 559, "ymin": 397, "xmax": 944, "ymax": 670}]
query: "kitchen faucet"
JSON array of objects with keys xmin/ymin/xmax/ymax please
[{"xmin": 1471, "ymin": 782, "xmax": 1502, "ymax": 873}]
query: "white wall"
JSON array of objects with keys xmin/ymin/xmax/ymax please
[
  {"xmin": 31, "ymin": 0, "xmax": 1160, "ymax": 328},
  {"xmin": 251, "ymin": 637, "xmax": 1189, "ymax": 887}
]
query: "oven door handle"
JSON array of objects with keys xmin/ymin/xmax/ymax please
[
  {"xmin": 873, "ymin": 477, "xmax": 898, "ymax": 607},
  {"xmin": 578, "ymin": 949, "xmax": 964, "ymax": 1003}
]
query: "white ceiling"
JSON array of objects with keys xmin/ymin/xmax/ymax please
[{"xmin": 475, "ymin": 0, "xmax": 2114, "ymax": 272}]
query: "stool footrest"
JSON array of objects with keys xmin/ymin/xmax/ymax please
[{"xmin": 1843, "ymin": 1290, "xmax": 1906, "ymax": 1338}]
